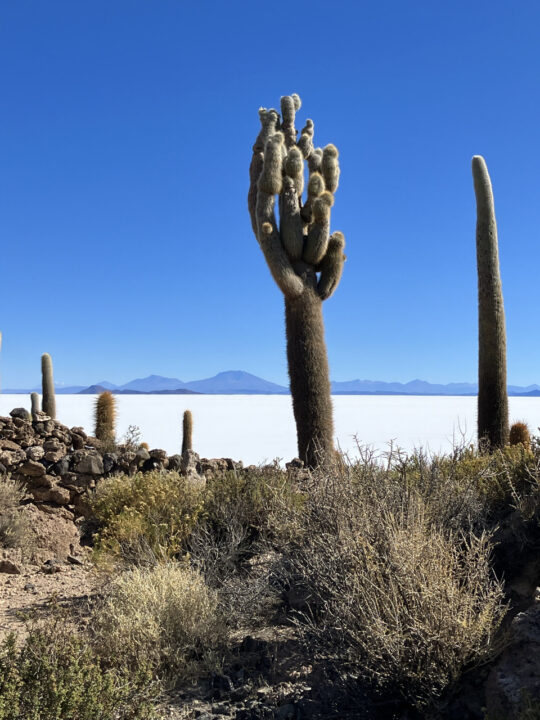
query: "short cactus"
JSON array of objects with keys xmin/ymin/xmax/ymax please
[
  {"xmin": 248, "ymin": 94, "xmax": 346, "ymax": 467},
  {"xmin": 509, "ymin": 421, "xmax": 531, "ymax": 450},
  {"xmin": 41, "ymin": 353, "xmax": 56, "ymax": 419},
  {"xmin": 95, "ymin": 391, "xmax": 116, "ymax": 445},
  {"xmin": 182, "ymin": 410, "xmax": 193, "ymax": 454},
  {"xmin": 472, "ymin": 156, "xmax": 508, "ymax": 450},
  {"xmin": 30, "ymin": 392, "xmax": 40, "ymax": 418}
]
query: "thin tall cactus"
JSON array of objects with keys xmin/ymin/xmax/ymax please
[
  {"xmin": 182, "ymin": 410, "xmax": 193, "ymax": 454},
  {"xmin": 472, "ymin": 155, "xmax": 508, "ymax": 449},
  {"xmin": 248, "ymin": 95, "xmax": 346, "ymax": 467},
  {"xmin": 41, "ymin": 353, "xmax": 56, "ymax": 419}
]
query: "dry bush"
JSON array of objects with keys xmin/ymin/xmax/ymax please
[
  {"xmin": 0, "ymin": 476, "xmax": 32, "ymax": 551},
  {"xmin": 274, "ymin": 457, "xmax": 507, "ymax": 710},
  {"xmin": 92, "ymin": 563, "xmax": 225, "ymax": 682},
  {"xmin": 90, "ymin": 470, "xmax": 204, "ymax": 566},
  {"xmin": 189, "ymin": 467, "xmax": 302, "ymax": 625}
]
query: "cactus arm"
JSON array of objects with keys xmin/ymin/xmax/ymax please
[
  {"xmin": 472, "ymin": 155, "xmax": 508, "ymax": 449},
  {"xmin": 303, "ymin": 191, "xmax": 334, "ymax": 265},
  {"xmin": 248, "ymin": 109, "xmax": 279, "ymax": 234},
  {"xmin": 321, "ymin": 144, "xmax": 340, "ymax": 193},
  {"xmin": 308, "ymin": 147, "xmax": 323, "ymax": 174},
  {"xmin": 297, "ymin": 119, "xmax": 314, "ymax": 159},
  {"xmin": 280, "ymin": 94, "xmax": 301, "ymax": 149},
  {"xmin": 280, "ymin": 146, "xmax": 305, "ymax": 261},
  {"xmin": 248, "ymin": 151, "xmax": 264, "ymax": 235},
  {"xmin": 256, "ymin": 192, "xmax": 304, "ymax": 299},
  {"xmin": 317, "ymin": 232, "xmax": 346, "ymax": 300},
  {"xmin": 280, "ymin": 176, "xmax": 304, "ymax": 261}
]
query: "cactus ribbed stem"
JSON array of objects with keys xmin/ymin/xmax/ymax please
[
  {"xmin": 473, "ymin": 155, "xmax": 508, "ymax": 450},
  {"xmin": 182, "ymin": 410, "xmax": 193, "ymax": 454},
  {"xmin": 41, "ymin": 353, "xmax": 56, "ymax": 419},
  {"xmin": 95, "ymin": 391, "xmax": 116, "ymax": 444}
]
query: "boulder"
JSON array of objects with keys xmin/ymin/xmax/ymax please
[{"xmin": 75, "ymin": 454, "xmax": 104, "ymax": 475}]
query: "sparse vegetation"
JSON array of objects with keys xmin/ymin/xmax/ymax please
[
  {"xmin": 0, "ymin": 616, "xmax": 156, "ymax": 720},
  {"xmin": 0, "ymin": 476, "xmax": 32, "ymax": 551}
]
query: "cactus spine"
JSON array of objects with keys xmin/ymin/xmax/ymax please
[
  {"xmin": 472, "ymin": 155, "xmax": 508, "ymax": 450},
  {"xmin": 182, "ymin": 410, "xmax": 193, "ymax": 454},
  {"xmin": 248, "ymin": 94, "xmax": 346, "ymax": 467},
  {"xmin": 95, "ymin": 391, "xmax": 116, "ymax": 444},
  {"xmin": 30, "ymin": 392, "xmax": 40, "ymax": 418},
  {"xmin": 41, "ymin": 353, "xmax": 56, "ymax": 419}
]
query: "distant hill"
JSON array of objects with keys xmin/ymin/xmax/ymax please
[
  {"xmin": 117, "ymin": 375, "xmax": 186, "ymax": 392},
  {"xmin": 183, "ymin": 371, "xmax": 288, "ymax": 394},
  {"xmin": 5, "ymin": 374, "xmax": 540, "ymax": 396}
]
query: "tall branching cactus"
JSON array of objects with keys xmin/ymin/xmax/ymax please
[
  {"xmin": 472, "ymin": 155, "xmax": 508, "ymax": 450},
  {"xmin": 248, "ymin": 94, "xmax": 346, "ymax": 467},
  {"xmin": 95, "ymin": 391, "xmax": 116, "ymax": 445},
  {"xmin": 182, "ymin": 410, "xmax": 193, "ymax": 454},
  {"xmin": 41, "ymin": 353, "xmax": 56, "ymax": 419}
]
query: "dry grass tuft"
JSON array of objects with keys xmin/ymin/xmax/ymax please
[{"xmin": 92, "ymin": 563, "xmax": 225, "ymax": 682}]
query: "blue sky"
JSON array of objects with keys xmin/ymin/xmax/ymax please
[{"xmin": 2, "ymin": 1, "xmax": 540, "ymax": 388}]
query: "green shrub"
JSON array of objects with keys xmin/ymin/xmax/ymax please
[
  {"xmin": 91, "ymin": 470, "xmax": 204, "ymax": 566},
  {"xmin": 0, "ymin": 619, "xmax": 155, "ymax": 720},
  {"xmin": 92, "ymin": 563, "xmax": 224, "ymax": 682}
]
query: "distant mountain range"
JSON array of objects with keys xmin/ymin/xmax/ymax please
[{"xmin": 5, "ymin": 371, "xmax": 540, "ymax": 396}]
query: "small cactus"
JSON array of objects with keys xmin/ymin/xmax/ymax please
[
  {"xmin": 182, "ymin": 410, "xmax": 193, "ymax": 454},
  {"xmin": 95, "ymin": 391, "xmax": 116, "ymax": 445},
  {"xmin": 509, "ymin": 422, "xmax": 531, "ymax": 450},
  {"xmin": 30, "ymin": 392, "xmax": 40, "ymax": 418},
  {"xmin": 41, "ymin": 353, "xmax": 56, "ymax": 419}
]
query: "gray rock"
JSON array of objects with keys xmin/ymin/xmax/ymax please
[
  {"xmin": 135, "ymin": 447, "xmax": 150, "ymax": 462},
  {"xmin": 486, "ymin": 591, "xmax": 540, "ymax": 718},
  {"xmin": 10, "ymin": 408, "xmax": 31, "ymax": 421},
  {"xmin": 75, "ymin": 455, "xmax": 104, "ymax": 475},
  {"xmin": 102, "ymin": 453, "xmax": 118, "ymax": 473},
  {"xmin": 71, "ymin": 433, "xmax": 85, "ymax": 450},
  {"xmin": 168, "ymin": 454, "xmax": 182, "ymax": 471}
]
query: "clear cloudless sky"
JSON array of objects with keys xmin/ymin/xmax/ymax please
[{"xmin": 1, "ymin": 0, "xmax": 540, "ymax": 388}]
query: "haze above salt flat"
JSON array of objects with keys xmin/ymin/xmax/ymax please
[{"xmin": 2, "ymin": 395, "xmax": 540, "ymax": 465}]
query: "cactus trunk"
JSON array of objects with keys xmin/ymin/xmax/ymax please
[
  {"xmin": 182, "ymin": 410, "xmax": 193, "ymax": 454},
  {"xmin": 41, "ymin": 353, "xmax": 56, "ymax": 419},
  {"xmin": 30, "ymin": 392, "xmax": 40, "ymax": 418},
  {"xmin": 285, "ymin": 278, "xmax": 334, "ymax": 467},
  {"xmin": 473, "ymin": 155, "xmax": 508, "ymax": 449},
  {"xmin": 95, "ymin": 391, "xmax": 116, "ymax": 445}
]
